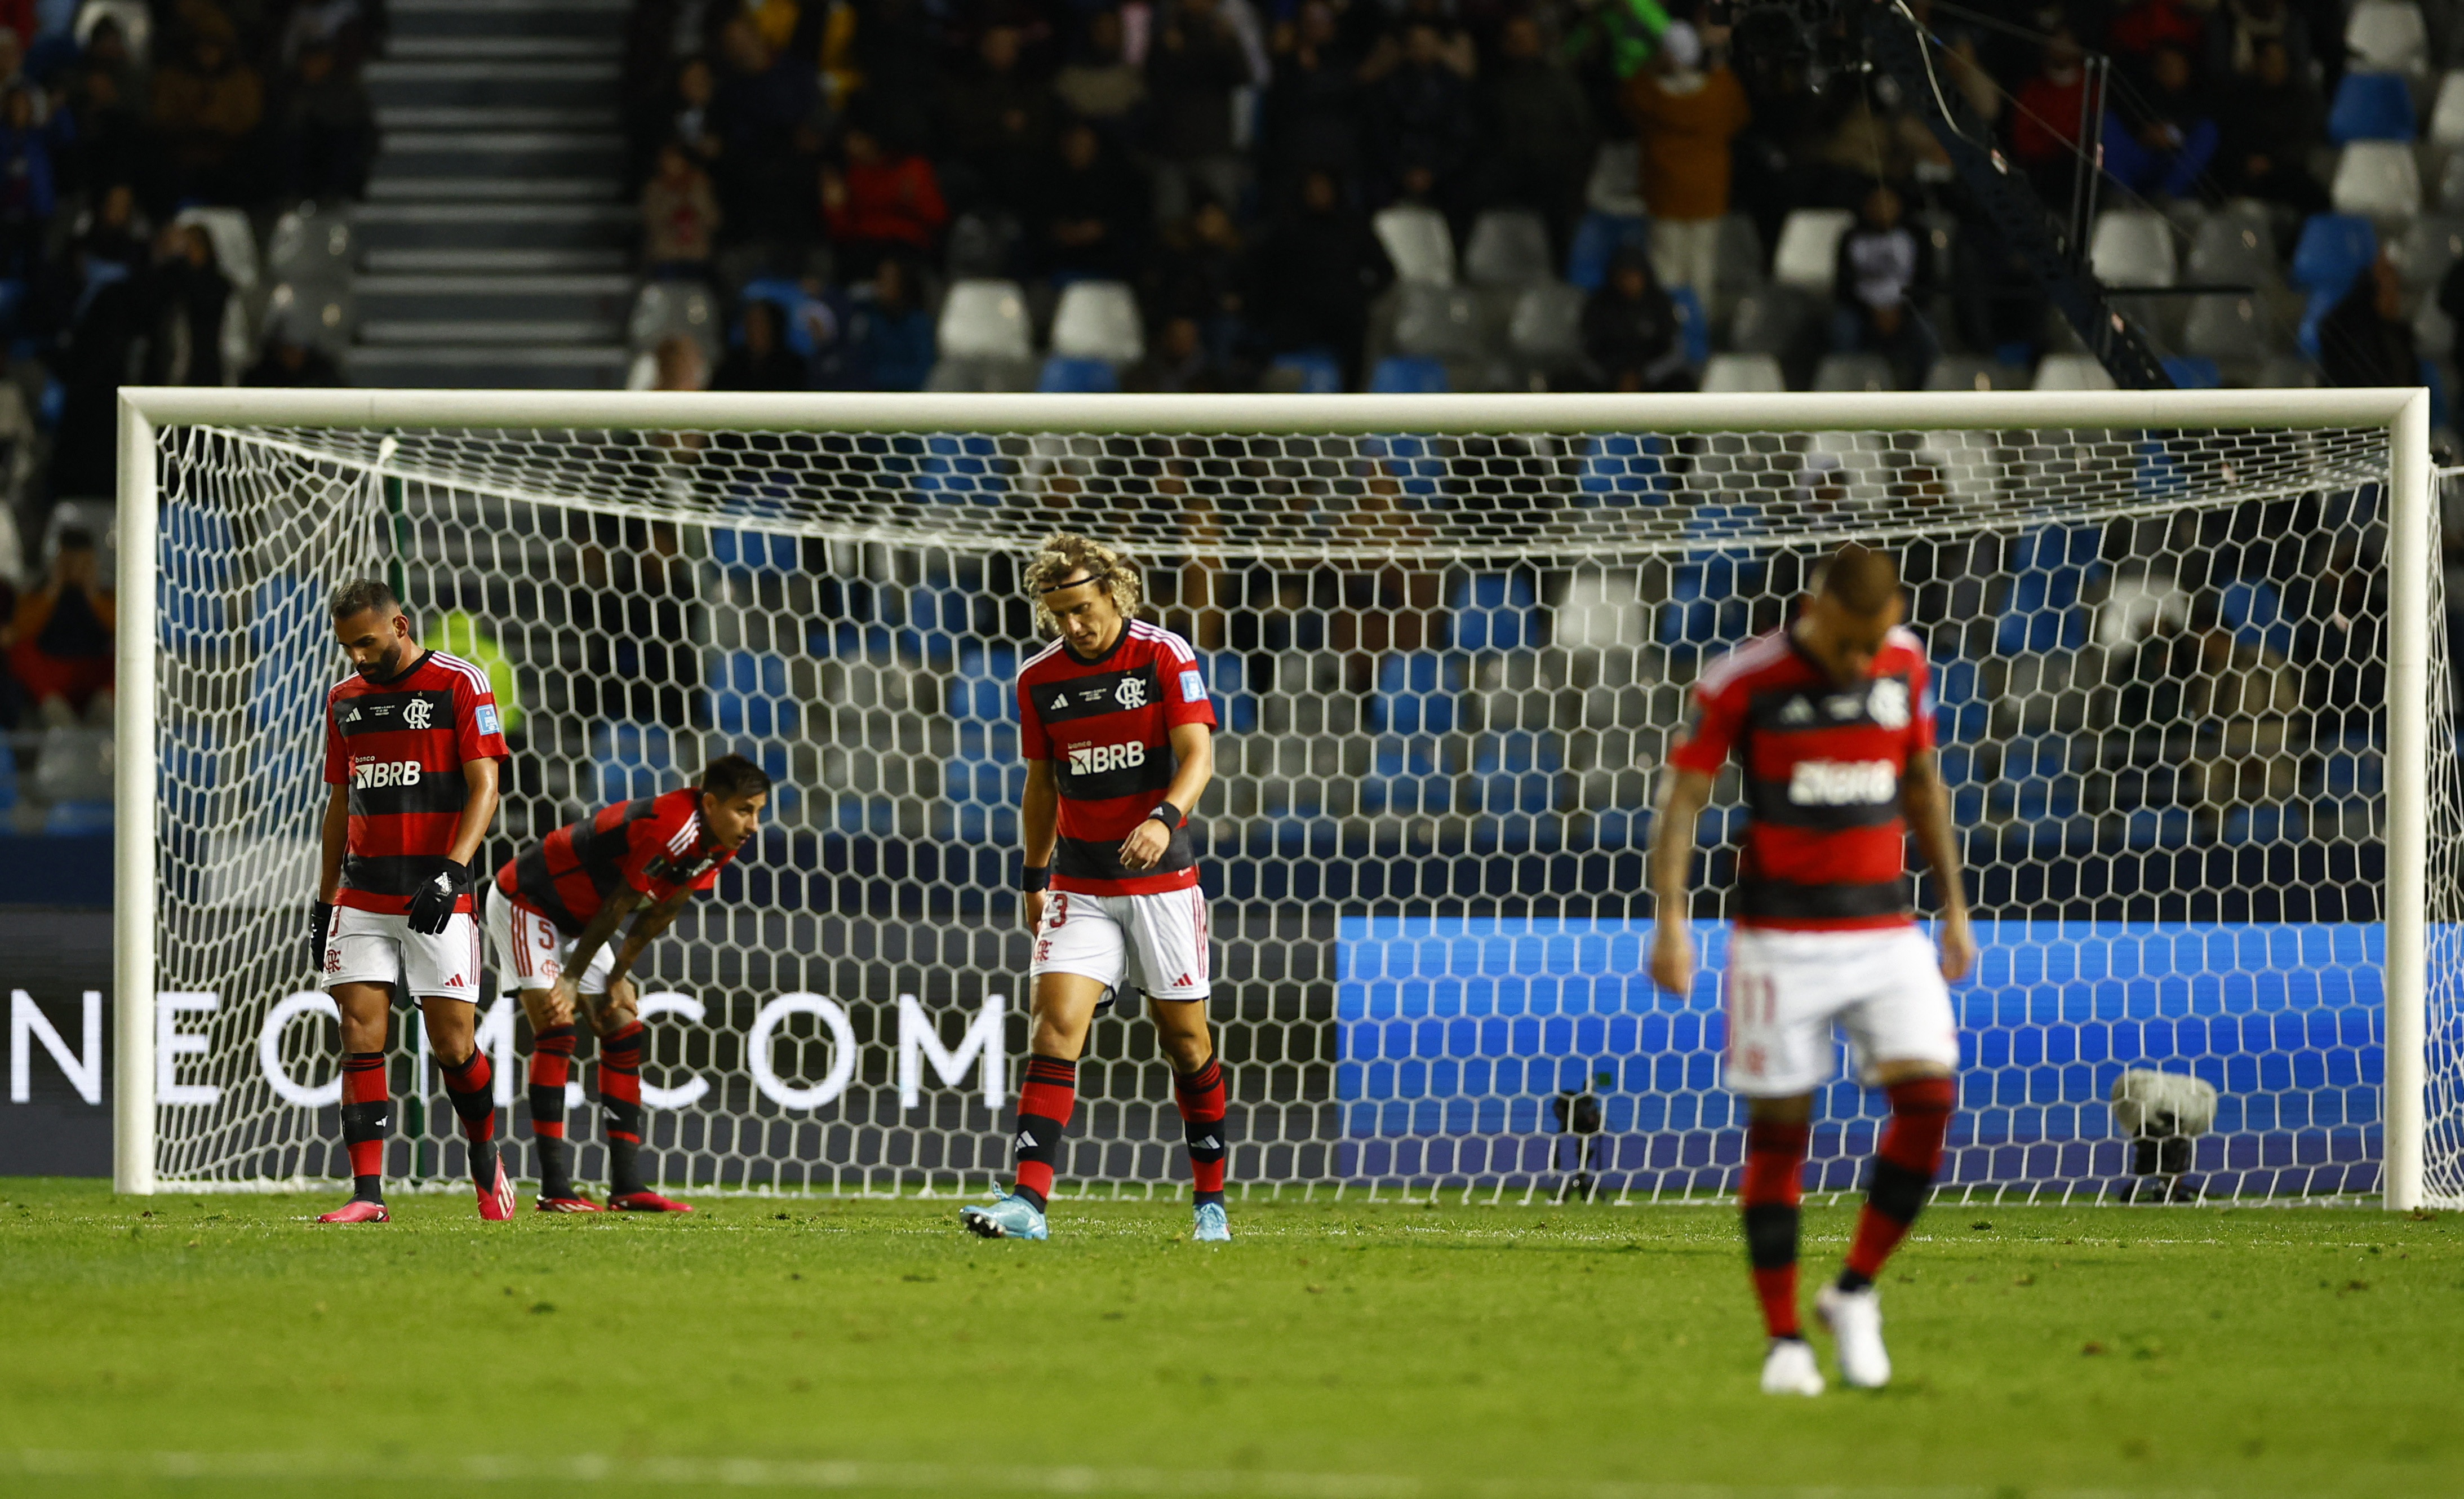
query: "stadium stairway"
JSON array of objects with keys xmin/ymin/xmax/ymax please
[{"xmin": 348, "ymin": 0, "xmax": 634, "ymax": 389}]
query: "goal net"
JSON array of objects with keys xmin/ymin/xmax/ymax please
[{"xmin": 113, "ymin": 390, "xmax": 2456, "ymax": 1209}]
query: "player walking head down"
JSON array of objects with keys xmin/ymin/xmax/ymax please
[{"xmin": 961, "ymin": 532, "xmax": 1231, "ymax": 1245}]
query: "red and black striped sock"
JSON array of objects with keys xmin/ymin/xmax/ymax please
[
  {"xmin": 438, "ymin": 1048, "xmax": 496, "ymax": 1146},
  {"xmin": 1840, "ymin": 1076, "xmax": 1956, "ymax": 1291},
  {"xmin": 600, "ymin": 1022, "xmax": 647, "ymax": 1196},
  {"xmin": 339, "ymin": 1051, "xmax": 388, "ymax": 1202},
  {"xmin": 529, "ymin": 1023, "xmax": 577, "ymax": 1198},
  {"xmin": 1740, "ymin": 1117, "xmax": 1810, "ymax": 1340},
  {"xmin": 1011, "ymin": 1053, "xmax": 1076, "ymax": 1212},
  {"xmin": 1173, "ymin": 1055, "xmax": 1228, "ymax": 1209}
]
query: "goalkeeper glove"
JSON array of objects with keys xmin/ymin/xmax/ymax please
[
  {"xmin": 309, "ymin": 901, "xmax": 334, "ymax": 971},
  {"xmin": 406, "ymin": 862, "xmax": 470, "ymax": 935}
]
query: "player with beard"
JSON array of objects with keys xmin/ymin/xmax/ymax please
[
  {"xmin": 313, "ymin": 580, "xmax": 510, "ymax": 1223},
  {"xmin": 489, "ymin": 756, "xmax": 771, "ymax": 1212}
]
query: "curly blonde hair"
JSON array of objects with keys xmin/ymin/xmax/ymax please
[{"xmin": 1024, "ymin": 531, "xmax": 1144, "ymax": 636}]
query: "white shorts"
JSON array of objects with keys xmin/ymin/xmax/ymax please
[
  {"xmin": 1030, "ymin": 886, "xmax": 1211, "ymax": 1001},
  {"xmin": 1723, "ymin": 926, "xmax": 1959, "ymax": 1097},
  {"xmin": 319, "ymin": 904, "xmax": 482, "ymax": 1004},
  {"xmin": 482, "ymin": 889, "xmax": 614, "ymax": 999}
]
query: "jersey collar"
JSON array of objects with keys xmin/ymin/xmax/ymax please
[
  {"xmin": 1061, "ymin": 621, "xmax": 1130, "ymax": 667},
  {"xmin": 362, "ymin": 647, "xmax": 432, "ymax": 688}
]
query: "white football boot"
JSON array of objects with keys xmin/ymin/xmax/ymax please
[
  {"xmin": 1759, "ymin": 1337, "xmax": 1826, "ymax": 1396},
  {"xmin": 1815, "ymin": 1282, "xmax": 1892, "ymax": 1389}
]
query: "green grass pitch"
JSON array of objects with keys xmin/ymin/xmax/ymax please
[{"xmin": 0, "ymin": 1178, "xmax": 2456, "ymax": 1497}]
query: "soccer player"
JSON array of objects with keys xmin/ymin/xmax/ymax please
[
  {"xmin": 488, "ymin": 755, "xmax": 772, "ymax": 1212},
  {"xmin": 961, "ymin": 533, "xmax": 1227, "ymax": 1243},
  {"xmin": 312, "ymin": 580, "xmax": 510, "ymax": 1224},
  {"xmin": 1646, "ymin": 542, "xmax": 1975, "ymax": 1395}
]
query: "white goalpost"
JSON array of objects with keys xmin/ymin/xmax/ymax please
[{"xmin": 109, "ymin": 387, "xmax": 2450, "ymax": 1209}]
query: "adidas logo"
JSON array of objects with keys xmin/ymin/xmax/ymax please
[
  {"xmin": 1780, "ymin": 697, "xmax": 1814, "ymax": 725},
  {"xmin": 1172, "ymin": 973, "xmax": 1195, "ymax": 987},
  {"xmin": 1015, "ymin": 1130, "xmax": 1037, "ymax": 1150},
  {"xmin": 447, "ymin": 975, "xmax": 464, "ymax": 987},
  {"xmin": 1198, "ymin": 1136, "xmax": 1221, "ymax": 1151},
  {"xmin": 1051, "ymin": 694, "xmax": 1068, "ymax": 710}
]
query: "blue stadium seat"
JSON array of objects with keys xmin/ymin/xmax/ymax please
[
  {"xmin": 1362, "ymin": 730, "xmax": 1455, "ymax": 816},
  {"xmin": 2221, "ymin": 578, "xmax": 2295, "ymax": 657},
  {"xmin": 1995, "ymin": 523, "xmax": 2103, "ymax": 654},
  {"xmin": 1931, "ymin": 655, "xmax": 1988, "ymax": 742},
  {"xmin": 1037, "ymin": 355, "xmax": 1118, "ymax": 393},
  {"xmin": 1369, "ymin": 355, "xmax": 1449, "ymax": 394},
  {"xmin": 709, "ymin": 650, "xmax": 798, "ymax": 737},
  {"xmin": 1204, "ymin": 651, "xmax": 1260, "ymax": 733},
  {"xmin": 1565, "ymin": 211, "xmax": 1647, "ymax": 291},
  {"xmin": 1991, "ymin": 735, "xmax": 2083, "ymax": 822},
  {"xmin": 708, "ymin": 527, "xmax": 800, "ymax": 574},
  {"xmin": 1670, "ymin": 285, "xmax": 1710, "ymax": 366},
  {"xmin": 1268, "ymin": 349, "xmax": 1343, "ymax": 393},
  {"xmin": 949, "ymin": 645, "xmax": 1020, "ymax": 722},
  {"xmin": 1468, "ymin": 729, "xmax": 1563, "ymax": 815},
  {"xmin": 2161, "ymin": 356, "xmax": 2221, "ymax": 389},
  {"xmin": 1362, "ymin": 433, "xmax": 1449, "ymax": 503},
  {"xmin": 1659, "ymin": 546, "xmax": 1763, "ymax": 653},
  {"xmin": 913, "ymin": 432, "xmax": 1007, "ymax": 505},
  {"xmin": 158, "ymin": 500, "xmax": 234, "ymax": 651},
  {"xmin": 738, "ymin": 276, "xmax": 824, "ymax": 357},
  {"xmin": 1448, "ymin": 572, "xmax": 1539, "ymax": 650},
  {"xmin": 889, "ymin": 582, "xmax": 974, "ymax": 664},
  {"xmin": 1575, "ymin": 433, "xmax": 1675, "ymax": 505},
  {"xmin": 2329, "ymin": 70, "xmax": 2417, "ymax": 143},
  {"xmin": 590, "ymin": 722, "xmax": 674, "ymax": 804},
  {"xmin": 943, "ymin": 652, "xmax": 1024, "ymax": 841},
  {"xmin": 43, "ymin": 801, "xmax": 113, "ymax": 835},
  {"xmin": 2292, "ymin": 214, "xmax": 2377, "ymax": 358},
  {"xmin": 1369, "ymin": 651, "xmax": 1464, "ymax": 733}
]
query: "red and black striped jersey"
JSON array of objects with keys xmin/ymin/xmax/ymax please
[
  {"xmin": 322, "ymin": 650, "xmax": 509, "ymax": 914},
  {"xmin": 1666, "ymin": 625, "xmax": 1935, "ymax": 930},
  {"xmin": 1017, "ymin": 619, "xmax": 1217, "ymax": 895},
  {"xmin": 495, "ymin": 787, "xmax": 736, "ymax": 937}
]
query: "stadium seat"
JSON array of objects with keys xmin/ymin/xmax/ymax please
[
  {"xmin": 1925, "ymin": 356, "xmax": 2029, "ymax": 391},
  {"xmin": 2346, "ymin": 0, "xmax": 2430, "ymax": 78},
  {"xmin": 73, "ymin": 0, "xmax": 150, "ymax": 60},
  {"xmin": 709, "ymin": 651, "xmax": 798, "ymax": 738},
  {"xmin": 265, "ymin": 203, "xmax": 352, "ymax": 289},
  {"xmin": 1506, "ymin": 281, "xmax": 1587, "ymax": 379},
  {"xmin": 1463, "ymin": 209, "xmax": 1553, "ymax": 286},
  {"xmin": 1700, "ymin": 352, "xmax": 1783, "ymax": 392},
  {"xmin": 1373, "ymin": 203, "xmax": 1456, "ymax": 286},
  {"xmin": 912, "ymin": 432, "xmax": 1007, "ymax": 506},
  {"xmin": 1468, "ymin": 729, "xmax": 1565, "ymax": 817},
  {"xmin": 591, "ymin": 722, "xmax": 676, "ymax": 804},
  {"xmin": 2329, "ymin": 70, "xmax": 2418, "ymax": 142},
  {"xmin": 2221, "ymin": 579, "xmax": 2295, "ymax": 657},
  {"xmin": 264, "ymin": 281, "xmax": 354, "ymax": 354},
  {"xmin": 1370, "ymin": 651, "xmax": 1464, "ymax": 733},
  {"xmin": 708, "ymin": 526, "xmax": 800, "ymax": 574},
  {"xmin": 33, "ymin": 727, "xmax": 112, "ymax": 806},
  {"xmin": 1265, "ymin": 348, "xmax": 1343, "ymax": 393},
  {"xmin": 1204, "ymin": 651, "xmax": 1260, "ymax": 733},
  {"xmin": 1713, "ymin": 212, "xmax": 1766, "ymax": 300},
  {"xmin": 1726, "ymin": 286, "xmax": 1810, "ymax": 354},
  {"xmin": 1036, "ymin": 354, "xmax": 1117, "ymax": 393},
  {"xmin": 1048, "ymin": 280, "xmax": 1144, "ymax": 364},
  {"xmin": 158, "ymin": 499, "xmax": 232, "ymax": 652},
  {"xmin": 1584, "ymin": 139, "xmax": 1646, "ymax": 218},
  {"xmin": 1574, "ymin": 433, "xmax": 1675, "ymax": 505},
  {"xmin": 1392, "ymin": 283, "xmax": 1483, "ymax": 361},
  {"xmin": 2398, "ymin": 214, "xmax": 2464, "ymax": 293},
  {"xmin": 629, "ymin": 280, "xmax": 717, "ymax": 357},
  {"xmin": 2161, "ymin": 355, "xmax": 2222, "ymax": 388},
  {"xmin": 2294, "ymin": 213, "xmax": 2387, "ymax": 294},
  {"xmin": 2431, "ymin": 69, "xmax": 2464, "ymax": 147},
  {"xmin": 1813, "ymin": 352, "xmax": 1896, "ymax": 391},
  {"xmin": 2331, "ymin": 140, "xmax": 2422, "ymax": 225},
  {"xmin": 1771, "ymin": 209, "xmax": 1854, "ymax": 295},
  {"xmin": 2182, "ymin": 293, "xmax": 2274, "ymax": 363},
  {"xmin": 1369, "ymin": 354, "xmax": 1449, "ymax": 393},
  {"xmin": 2415, "ymin": 293, "xmax": 2452, "ymax": 356},
  {"xmin": 1564, "ymin": 211, "xmax": 1646, "ymax": 291},
  {"xmin": 2032, "ymin": 354, "xmax": 2116, "ymax": 390},
  {"xmin": 944, "ymin": 211, "xmax": 1020, "ymax": 279},
  {"xmin": 1449, "ymin": 573, "xmax": 1539, "ymax": 650},
  {"xmin": 2186, "ymin": 203, "xmax": 2282, "ymax": 290},
  {"xmin": 1660, "ymin": 542, "xmax": 1763, "ymax": 653},
  {"xmin": 935, "ymin": 279, "xmax": 1033, "ymax": 361},
  {"xmin": 1995, "ymin": 524, "xmax": 2103, "ymax": 654},
  {"xmin": 172, "ymin": 206, "xmax": 259, "ymax": 295},
  {"xmin": 2087, "ymin": 210, "xmax": 2177, "ymax": 288},
  {"xmin": 1670, "ymin": 285, "xmax": 1709, "ymax": 366}
]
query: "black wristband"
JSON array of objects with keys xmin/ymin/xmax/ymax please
[
  {"xmin": 1020, "ymin": 864, "xmax": 1051, "ymax": 893},
  {"xmin": 1148, "ymin": 801, "xmax": 1183, "ymax": 828}
]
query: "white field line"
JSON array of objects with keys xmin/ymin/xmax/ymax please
[{"xmin": 0, "ymin": 1448, "xmax": 2253, "ymax": 1499}]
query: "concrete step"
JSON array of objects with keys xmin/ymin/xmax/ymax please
[
  {"xmin": 344, "ymin": 342, "xmax": 631, "ymax": 389},
  {"xmin": 374, "ymin": 130, "xmax": 625, "ymax": 181},
  {"xmin": 356, "ymin": 271, "xmax": 634, "ymax": 330},
  {"xmin": 366, "ymin": 174, "xmax": 619, "ymax": 201},
  {"xmin": 353, "ymin": 200, "xmax": 632, "ymax": 252},
  {"xmin": 365, "ymin": 59, "xmax": 617, "ymax": 111},
  {"xmin": 364, "ymin": 246, "xmax": 629, "ymax": 274},
  {"xmin": 361, "ymin": 318, "xmax": 623, "ymax": 344},
  {"xmin": 375, "ymin": 105, "xmax": 614, "ymax": 131},
  {"xmin": 385, "ymin": 36, "xmax": 621, "ymax": 60},
  {"xmin": 388, "ymin": 0, "xmax": 626, "ymax": 42}
]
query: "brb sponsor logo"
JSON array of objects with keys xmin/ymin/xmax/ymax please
[
  {"xmin": 1787, "ymin": 759, "xmax": 1898, "ymax": 806},
  {"xmin": 352, "ymin": 756, "xmax": 423, "ymax": 788},
  {"xmin": 1068, "ymin": 740, "xmax": 1145, "ymax": 776}
]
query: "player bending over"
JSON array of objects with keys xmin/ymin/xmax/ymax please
[
  {"xmin": 313, "ymin": 580, "xmax": 510, "ymax": 1224},
  {"xmin": 489, "ymin": 755, "xmax": 771, "ymax": 1212},
  {"xmin": 962, "ymin": 533, "xmax": 1228, "ymax": 1243},
  {"xmin": 1646, "ymin": 542, "xmax": 1975, "ymax": 1395}
]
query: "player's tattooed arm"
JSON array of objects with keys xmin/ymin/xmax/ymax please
[
  {"xmin": 1120, "ymin": 721, "xmax": 1214, "ymax": 871},
  {"xmin": 1900, "ymin": 748, "xmax": 1977, "ymax": 981},
  {"xmin": 317, "ymin": 783, "xmax": 348, "ymax": 902},
  {"xmin": 1020, "ymin": 759, "xmax": 1058, "ymax": 930},
  {"xmin": 608, "ymin": 890, "xmax": 692, "ymax": 983},
  {"xmin": 548, "ymin": 885, "xmax": 645, "ymax": 1022},
  {"xmin": 1646, "ymin": 766, "xmax": 1716, "ymax": 994}
]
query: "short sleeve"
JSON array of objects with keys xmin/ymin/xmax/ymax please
[
  {"xmin": 621, "ymin": 795, "xmax": 690, "ymax": 895},
  {"xmin": 1907, "ymin": 654, "xmax": 1937, "ymax": 757},
  {"xmin": 1664, "ymin": 677, "xmax": 1742, "ymax": 777},
  {"xmin": 322, "ymin": 694, "xmax": 348, "ymax": 784},
  {"xmin": 1164, "ymin": 651, "xmax": 1216, "ymax": 730},
  {"xmin": 689, "ymin": 847, "xmax": 735, "ymax": 892},
  {"xmin": 456, "ymin": 672, "xmax": 510, "ymax": 765},
  {"xmin": 1016, "ymin": 676, "xmax": 1051, "ymax": 760}
]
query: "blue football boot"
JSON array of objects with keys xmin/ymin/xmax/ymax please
[{"xmin": 960, "ymin": 1194, "xmax": 1049, "ymax": 1240}]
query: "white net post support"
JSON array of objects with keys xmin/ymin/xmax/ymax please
[{"xmin": 109, "ymin": 387, "xmax": 2443, "ymax": 1208}]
